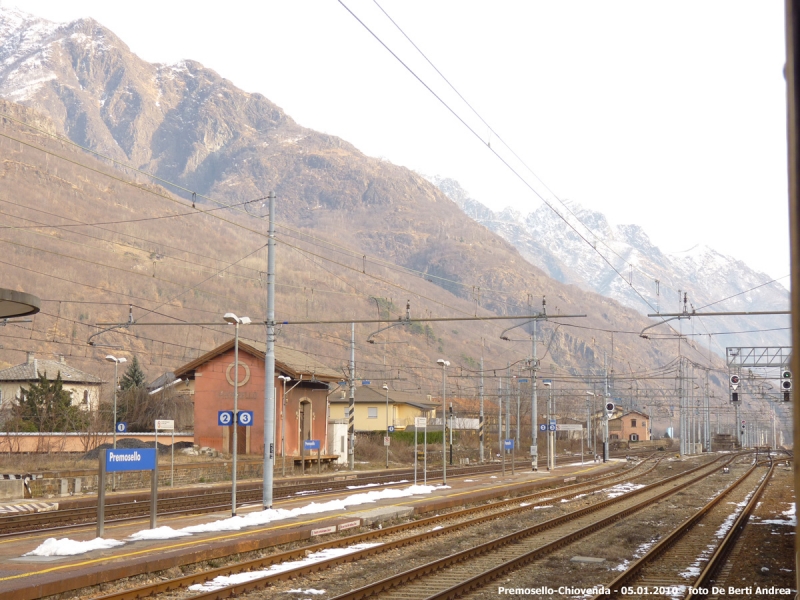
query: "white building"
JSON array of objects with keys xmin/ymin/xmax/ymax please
[{"xmin": 0, "ymin": 353, "xmax": 104, "ymax": 411}]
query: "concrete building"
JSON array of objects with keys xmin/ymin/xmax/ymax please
[{"xmin": 0, "ymin": 353, "xmax": 103, "ymax": 411}]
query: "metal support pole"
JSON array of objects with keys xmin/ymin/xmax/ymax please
[
  {"xmin": 441, "ymin": 361, "xmax": 447, "ymax": 485},
  {"xmin": 263, "ymin": 190, "xmax": 276, "ymax": 510},
  {"xmin": 150, "ymin": 466, "xmax": 158, "ymax": 529},
  {"xmin": 449, "ymin": 403, "xmax": 453, "ymax": 466},
  {"xmin": 479, "ymin": 354, "xmax": 484, "ymax": 463},
  {"xmin": 348, "ymin": 323, "xmax": 355, "ymax": 470},
  {"xmin": 232, "ymin": 321, "xmax": 239, "ymax": 516},
  {"xmin": 97, "ymin": 455, "xmax": 106, "ymax": 538},
  {"xmin": 112, "ymin": 359, "xmax": 118, "ymax": 492},
  {"xmin": 531, "ymin": 321, "xmax": 538, "ymax": 471}
]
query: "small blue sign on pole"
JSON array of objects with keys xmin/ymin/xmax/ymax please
[
  {"xmin": 218, "ymin": 411, "xmax": 233, "ymax": 426},
  {"xmin": 504, "ymin": 439, "xmax": 514, "ymax": 450},
  {"xmin": 304, "ymin": 439, "xmax": 321, "ymax": 451},
  {"xmin": 548, "ymin": 424, "xmax": 557, "ymax": 431},
  {"xmin": 539, "ymin": 424, "xmax": 547, "ymax": 432},
  {"xmin": 105, "ymin": 448, "xmax": 156, "ymax": 473},
  {"xmin": 518, "ymin": 378, "xmax": 529, "ymax": 383},
  {"xmin": 388, "ymin": 425, "xmax": 395, "ymax": 433},
  {"xmin": 361, "ymin": 380, "xmax": 371, "ymax": 385},
  {"xmin": 115, "ymin": 422, "xmax": 127, "ymax": 433},
  {"xmin": 543, "ymin": 379, "xmax": 552, "ymax": 385},
  {"xmin": 237, "ymin": 411, "xmax": 254, "ymax": 426}
]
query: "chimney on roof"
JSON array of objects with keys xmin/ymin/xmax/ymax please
[
  {"xmin": 26, "ymin": 352, "xmax": 34, "ymax": 364},
  {"xmin": 59, "ymin": 355, "xmax": 66, "ymax": 364}
]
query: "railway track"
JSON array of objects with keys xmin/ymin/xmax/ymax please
[
  {"xmin": 58, "ymin": 455, "xmax": 664, "ymax": 600},
  {"xmin": 0, "ymin": 460, "xmax": 533, "ymax": 536},
  {"xmin": 592, "ymin": 459, "xmax": 773, "ymax": 599},
  {"xmin": 319, "ymin": 456, "xmax": 737, "ymax": 600}
]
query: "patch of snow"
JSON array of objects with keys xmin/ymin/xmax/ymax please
[
  {"xmin": 188, "ymin": 543, "xmax": 381, "ymax": 592},
  {"xmin": 24, "ymin": 537, "xmax": 124, "ymax": 556},
  {"xmin": 602, "ymin": 482, "xmax": 645, "ymax": 498},
  {"xmin": 22, "ymin": 484, "xmax": 446, "ymax": 557}
]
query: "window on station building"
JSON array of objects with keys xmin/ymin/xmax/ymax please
[
  {"xmin": 631, "ymin": 419, "xmax": 637, "ymax": 427},
  {"xmin": 368, "ymin": 407, "xmax": 378, "ymax": 419}
]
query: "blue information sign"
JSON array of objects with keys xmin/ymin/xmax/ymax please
[
  {"xmin": 539, "ymin": 424, "xmax": 547, "ymax": 432},
  {"xmin": 518, "ymin": 378, "xmax": 529, "ymax": 383},
  {"xmin": 388, "ymin": 425, "xmax": 395, "ymax": 433},
  {"xmin": 115, "ymin": 422, "xmax": 127, "ymax": 433},
  {"xmin": 504, "ymin": 439, "xmax": 515, "ymax": 450},
  {"xmin": 361, "ymin": 380, "xmax": 371, "ymax": 385},
  {"xmin": 237, "ymin": 411, "xmax": 254, "ymax": 426},
  {"xmin": 304, "ymin": 439, "xmax": 321, "ymax": 450},
  {"xmin": 548, "ymin": 424, "xmax": 557, "ymax": 431},
  {"xmin": 543, "ymin": 379, "xmax": 552, "ymax": 385},
  {"xmin": 218, "ymin": 411, "xmax": 233, "ymax": 426},
  {"xmin": 105, "ymin": 448, "xmax": 156, "ymax": 472}
]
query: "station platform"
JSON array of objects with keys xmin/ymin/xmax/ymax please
[{"xmin": 0, "ymin": 459, "xmax": 625, "ymax": 600}]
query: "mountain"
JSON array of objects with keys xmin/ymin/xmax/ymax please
[
  {"xmin": 435, "ymin": 177, "xmax": 790, "ymax": 352},
  {"xmin": 0, "ymin": 7, "xmax": 752, "ymax": 428}
]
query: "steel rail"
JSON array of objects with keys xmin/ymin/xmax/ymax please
[
  {"xmin": 684, "ymin": 461, "xmax": 777, "ymax": 599},
  {"xmin": 0, "ymin": 461, "xmax": 529, "ymax": 536},
  {"xmin": 326, "ymin": 455, "xmax": 736, "ymax": 600},
  {"xmin": 86, "ymin": 457, "xmax": 662, "ymax": 600},
  {"xmin": 591, "ymin": 460, "xmax": 768, "ymax": 598}
]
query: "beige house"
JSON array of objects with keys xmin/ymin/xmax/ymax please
[
  {"xmin": 0, "ymin": 353, "xmax": 104, "ymax": 411},
  {"xmin": 329, "ymin": 385, "xmax": 439, "ymax": 432},
  {"xmin": 609, "ymin": 410, "xmax": 651, "ymax": 442}
]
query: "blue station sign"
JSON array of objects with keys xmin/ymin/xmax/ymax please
[
  {"xmin": 504, "ymin": 439, "xmax": 515, "ymax": 450},
  {"xmin": 105, "ymin": 448, "xmax": 156, "ymax": 472},
  {"xmin": 304, "ymin": 439, "xmax": 321, "ymax": 451}
]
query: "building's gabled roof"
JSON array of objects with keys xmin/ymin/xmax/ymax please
[
  {"xmin": 610, "ymin": 410, "xmax": 650, "ymax": 421},
  {"xmin": 329, "ymin": 385, "xmax": 438, "ymax": 409},
  {"xmin": 173, "ymin": 339, "xmax": 341, "ymax": 382},
  {"xmin": 0, "ymin": 356, "xmax": 103, "ymax": 384}
]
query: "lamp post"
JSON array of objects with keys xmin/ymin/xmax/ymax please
[
  {"xmin": 278, "ymin": 375, "xmax": 291, "ymax": 476},
  {"xmin": 437, "ymin": 359, "xmax": 449, "ymax": 484},
  {"xmin": 383, "ymin": 383, "xmax": 390, "ymax": 468},
  {"xmin": 223, "ymin": 313, "xmax": 250, "ymax": 517},
  {"xmin": 105, "ymin": 355, "xmax": 127, "ymax": 492}
]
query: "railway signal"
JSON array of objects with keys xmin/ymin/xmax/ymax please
[
  {"xmin": 605, "ymin": 401, "xmax": 615, "ymax": 417},
  {"xmin": 729, "ymin": 374, "xmax": 740, "ymax": 403},
  {"xmin": 781, "ymin": 370, "xmax": 792, "ymax": 402}
]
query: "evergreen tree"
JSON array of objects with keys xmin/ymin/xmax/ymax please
[
  {"xmin": 120, "ymin": 356, "xmax": 146, "ymax": 390},
  {"xmin": 20, "ymin": 371, "xmax": 87, "ymax": 432}
]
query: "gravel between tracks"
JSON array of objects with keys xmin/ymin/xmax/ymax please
[{"xmin": 190, "ymin": 456, "xmax": 719, "ymax": 599}]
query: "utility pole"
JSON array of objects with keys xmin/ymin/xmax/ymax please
[
  {"xmin": 531, "ymin": 320, "xmax": 538, "ymax": 471},
  {"xmin": 348, "ymin": 323, "xmax": 355, "ymax": 470},
  {"xmin": 704, "ymin": 370, "xmax": 711, "ymax": 452},
  {"xmin": 263, "ymin": 190, "xmax": 276, "ymax": 510},
  {"xmin": 505, "ymin": 363, "xmax": 511, "ymax": 440},
  {"xmin": 603, "ymin": 352, "xmax": 610, "ymax": 462},
  {"xmin": 479, "ymin": 353, "xmax": 484, "ymax": 463},
  {"xmin": 515, "ymin": 367, "xmax": 521, "ymax": 445}
]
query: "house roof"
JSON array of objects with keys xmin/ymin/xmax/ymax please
[
  {"xmin": 173, "ymin": 339, "xmax": 341, "ymax": 382},
  {"xmin": 329, "ymin": 385, "xmax": 438, "ymax": 410},
  {"xmin": 610, "ymin": 410, "xmax": 650, "ymax": 421},
  {"xmin": 0, "ymin": 357, "xmax": 103, "ymax": 384}
]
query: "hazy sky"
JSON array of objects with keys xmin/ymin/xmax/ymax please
[{"xmin": 13, "ymin": 1, "xmax": 790, "ymax": 284}]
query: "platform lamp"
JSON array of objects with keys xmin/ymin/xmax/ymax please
[
  {"xmin": 278, "ymin": 375, "xmax": 291, "ymax": 476},
  {"xmin": 105, "ymin": 355, "xmax": 127, "ymax": 492},
  {"xmin": 223, "ymin": 312, "xmax": 250, "ymax": 517},
  {"xmin": 436, "ymin": 359, "xmax": 450, "ymax": 484}
]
